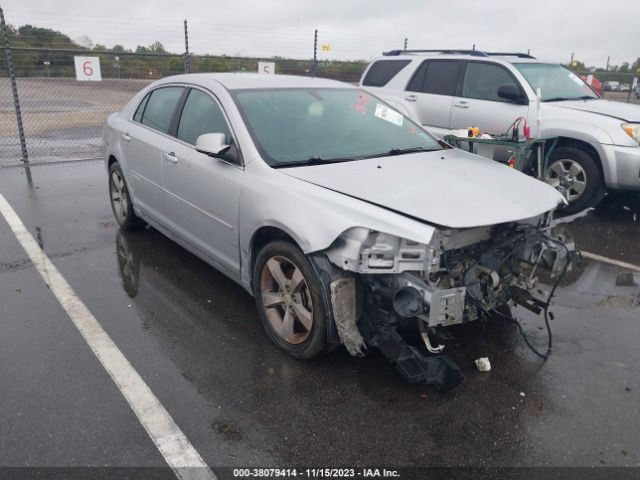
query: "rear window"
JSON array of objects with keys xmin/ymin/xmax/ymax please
[
  {"xmin": 362, "ymin": 60, "xmax": 411, "ymax": 87},
  {"xmin": 139, "ymin": 86, "xmax": 184, "ymax": 134},
  {"xmin": 407, "ymin": 60, "xmax": 461, "ymax": 96}
]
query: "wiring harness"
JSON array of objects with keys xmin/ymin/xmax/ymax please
[{"xmin": 492, "ymin": 239, "xmax": 580, "ymax": 359}]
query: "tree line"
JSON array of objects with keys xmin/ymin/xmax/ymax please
[
  {"xmin": 567, "ymin": 58, "xmax": 640, "ymax": 82},
  {"xmin": 0, "ymin": 24, "xmax": 366, "ymax": 82}
]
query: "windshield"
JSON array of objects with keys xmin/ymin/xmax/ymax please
[
  {"xmin": 514, "ymin": 63, "xmax": 599, "ymax": 101},
  {"xmin": 232, "ymin": 88, "xmax": 441, "ymax": 166}
]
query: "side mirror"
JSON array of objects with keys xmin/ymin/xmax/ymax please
[
  {"xmin": 497, "ymin": 84, "xmax": 527, "ymax": 104},
  {"xmin": 195, "ymin": 133, "xmax": 230, "ymax": 157}
]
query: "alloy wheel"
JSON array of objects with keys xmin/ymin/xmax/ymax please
[
  {"xmin": 259, "ymin": 255, "xmax": 314, "ymax": 345},
  {"xmin": 545, "ymin": 159, "xmax": 587, "ymax": 202}
]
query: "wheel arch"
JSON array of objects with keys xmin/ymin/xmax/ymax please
[
  {"xmin": 249, "ymin": 225, "xmax": 301, "ymax": 273},
  {"xmin": 107, "ymin": 154, "xmax": 119, "ymax": 169},
  {"xmin": 552, "ymin": 137, "xmax": 604, "ymax": 180},
  {"xmin": 248, "ymin": 225, "xmax": 346, "ymax": 349}
]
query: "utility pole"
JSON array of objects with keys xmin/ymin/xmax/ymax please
[
  {"xmin": 606, "ymin": 56, "xmax": 610, "ymax": 71},
  {"xmin": 403, "ymin": 38, "xmax": 408, "ymax": 51},
  {"xmin": 183, "ymin": 19, "xmax": 191, "ymax": 73},
  {"xmin": 570, "ymin": 52, "xmax": 574, "ymax": 65},
  {"xmin": 0, "ymin": 6, "xmax": 29, "ymax": 165},
  {"xmin": 312, "ymin": 29, "xmax": 318, "ymax": 77}
]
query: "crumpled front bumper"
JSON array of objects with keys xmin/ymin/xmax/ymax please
[{"xmin": 319, "ymin": 222, "xmax": 574, "ymax": 392}]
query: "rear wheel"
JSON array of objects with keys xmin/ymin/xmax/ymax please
[
  {"xmin": 545, "ymin": 146, "xmax": 604, "ymax": 214},
  {"xmin": 252, "ymin": 240, "xmax": 328, "ymax": 359},
  {"xmin": 109, "ymin": 162, "xmax": 142, "ymax": 230}
]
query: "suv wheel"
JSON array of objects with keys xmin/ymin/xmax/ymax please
[
  {"xmin": 252, "ymin": 240, "xmax": 328, "ymax": 359},
  {"xmin": 545, "ymin": 146, "xmax": 604, "ymax": 214}
]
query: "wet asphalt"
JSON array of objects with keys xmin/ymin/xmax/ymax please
[{"xmin": 0, "ymin": 159, "xmax": 639, "ymax": 471}]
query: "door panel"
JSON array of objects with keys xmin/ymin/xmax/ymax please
[
  {"xmin": 407, "ymin": 92, "xmax": 454, "ymax": 132},
  {"xmin": 123, "ymin": 86, "xmax": 184, "ymax": 222},
  {"xmin": 162, "ymin": 142, "xmax": 242, "ymax": 273},
  {"xmin": 123, "ymin": 123, "xmax": 169, "ymax": 222},
  {"xmin": 449, "ymin": 97, "xmax": 530, "ymax": 134},
  {"xmin": 161, "ymin": 89, "xmax": 242, "ymax": 273}
]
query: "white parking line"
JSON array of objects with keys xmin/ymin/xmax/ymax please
[
  {"xmin": 0, "ymin": 193, "xmax": 216, "ymax": 480},
  {"xmin": 581, "ymin": 251, "xmax": 640, "ymax": 273}
]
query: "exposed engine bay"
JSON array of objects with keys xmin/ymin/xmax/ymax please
[{"xmin": 320, "ymin": 212, "xmax": 575, "ymax": 392}]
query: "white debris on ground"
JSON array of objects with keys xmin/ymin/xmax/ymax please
[{"xmin": 475, "ymin": 357, "xmax": 491, "ymax": 372}]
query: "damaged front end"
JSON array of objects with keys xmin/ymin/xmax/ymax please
[{"xmin": 319, "ymin": 212, "xmax": 574, "ymax": 392}]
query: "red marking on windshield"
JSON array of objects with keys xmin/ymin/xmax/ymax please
[{"xmin": 352, "ymin": 93, "xmax": 371, "ymax": 114}]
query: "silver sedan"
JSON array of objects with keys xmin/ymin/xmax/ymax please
[{"xmin": 104, "ymin": 73, "xmax": 570, "ymax": 391}]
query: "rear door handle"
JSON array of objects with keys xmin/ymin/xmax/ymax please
[
  {"xmin": 163, "ymin": 151, "xmax": 178, "ymax": 164},
  {"xmin": 453, "ymin": 101, "xmax": 469, "ymax": 109},
  {"xmin": 405, "ymin": 94, "xmax": 418, "ymax": 102},
  {"xmin": 121, "ymin": 132, "xmax": 131, "ymax": 142}
]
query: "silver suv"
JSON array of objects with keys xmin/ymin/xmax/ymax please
[{"xmin": 360, "ymin": 49, "xmax": 640, "ymax": 213}]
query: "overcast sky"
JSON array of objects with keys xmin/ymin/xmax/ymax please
[{"xmin": 3, "ymin": 0, "xmax": 638, "ymax": 68}]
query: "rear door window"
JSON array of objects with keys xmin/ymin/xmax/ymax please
[
  {"xmin": 177, "ymin": 89, "xmax": 231, "ymax": 145},
  {"xmin": 133, "ymin": 93, "xmax": 150, "ymax": 122},
  {"xmin": 407, "ymin": 60, "xmax": 461, "ymax": 95},
  {"xmin": 461, "ymin": 62, "xmax": 521, "ymax": 101},
  {"xmin": 139, "ymin": 86, "xmax": 184, "ymax": 134},
  {"xmin": 362, "ymin": 60, "xmax": 411, "ymax": 87}
]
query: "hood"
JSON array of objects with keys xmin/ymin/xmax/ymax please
[
  {"xmin": 545, "ymin": 98, "xmax": 640, "ymax": 122},
  {"xmin": 281, "ymin": 149, "xmax": 564, "ymax": 229}
]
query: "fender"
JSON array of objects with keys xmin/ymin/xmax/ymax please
[{"xmin": 541, "ymin": 120, "xmax": 614, "ymax": 183}]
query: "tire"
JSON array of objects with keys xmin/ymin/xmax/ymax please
[
  {"xmin": 252, "ymin": 240, "xmax": 328, "ymax": 359},
  {"xmin": 545, "ymin": 146, "xmax": 605, "ymax": 214},
  {"xmin": 108, "ymin": 162, "xmax": 142, "ymax": 230}
]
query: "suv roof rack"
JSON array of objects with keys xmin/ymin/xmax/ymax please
[
  {"xmin": 484, "ymin": 52, "xmax": 536, "ymax": 59},
  {"xmin": 383, "ymin": 49, "xmax": 536, "ymax": 59},
  {"xmin": 384, "ymin": 49, "xmax": 488, "ymax": 57}
]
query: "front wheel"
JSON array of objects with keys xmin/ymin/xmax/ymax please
[
  {"xmin": 545, "ymin": 146, "xmax": 604, "ymax": 214},
  {"xmin": 252, "ymin": 240, "xmax": 329, "ymax": 359}
]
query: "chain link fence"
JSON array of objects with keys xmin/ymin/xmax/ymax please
[
  {"xmin": 2, "ymin": 48, "xmax": 181, "ymax": 163},
  {"xmin": 1, "ymin": 8, "xmax": 638, "ymax": 166},
  {"xmin": 0, "ymin": 48, "xmax": 369, "ymax": 165},
  {"xmin": 570, "ymin": 69, "xmax": 639, "ymax": 104},
  {"xmin": 0, "ymin": 74, "xmax": 21, "ymax": 162}
]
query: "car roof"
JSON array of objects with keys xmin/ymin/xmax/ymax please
[{"xmin": 156, "ymin": 73, "xmax": 354, "ymax": 90}]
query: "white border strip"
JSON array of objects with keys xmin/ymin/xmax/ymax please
[
  {"xmin": 581, "ymin": 250, "xmax": 640, "ymax": 273},
  {"xmin": 0, "ymin": 193, "xmax": 216, "ymax": 480}
]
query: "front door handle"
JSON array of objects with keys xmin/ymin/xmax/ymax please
[
  {"xmin": 405, "ymin": 94, "xmax": 418, "ymax": 102},
  {"xmin": 121, "ymin": 132, "xmax": 131, "ymax": 142},
  {"xmin": 163, "ymin": 151, "xmax": 178, "ymax": 164},
  {"xmin": 453, "ymin": 101, "xmax": 469, "ymax": 109}
]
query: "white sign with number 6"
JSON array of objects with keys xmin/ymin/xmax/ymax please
[{"xmin": 74, "ymin": 56, "xmax": 102, "ymax": 81}]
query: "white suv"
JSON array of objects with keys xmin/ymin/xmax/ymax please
[{"xmin": 360, "ymin": 50, "xmax": 640, "ymax": 213}]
